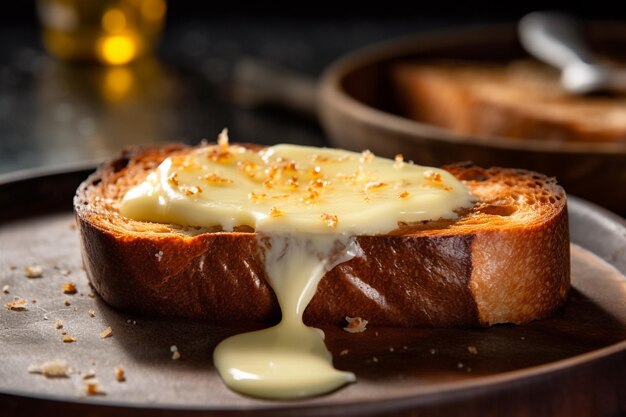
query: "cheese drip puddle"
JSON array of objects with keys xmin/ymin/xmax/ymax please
[{"xmin": 119, "ymin": 133, "xmax": 474, "ymax": 399}]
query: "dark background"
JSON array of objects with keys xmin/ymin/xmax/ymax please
[{"xmin": 0, "ymin": 1, "xmax": 624, "ymax": 175}]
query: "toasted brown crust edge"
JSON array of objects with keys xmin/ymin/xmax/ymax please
[{"xmin": 74, "ymin": 146, "xmax": 570, "ymax": 327}]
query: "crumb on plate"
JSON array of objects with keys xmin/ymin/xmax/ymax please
[
  {"xmin": 100, "ymin": 326, "xmax": 113, "ymax": 339},
  {"xmin": 24, "ymin": 265, "xmax": 43, "ymax": 278},
  {"xmin": 27, "ymin": 359, "xmax": 69, "ymax": 378}
]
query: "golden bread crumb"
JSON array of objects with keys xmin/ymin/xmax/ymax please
[
  {"xmin": 114, "ymin": 366, "xmax": 126, "ymax": 382},
  {"xmin": 5, "ymin": 298, "xmax": 27, "ymax": 311},
  {"xmin": 88, "ymin": 309, "xmax": 96, "ymax": 318},
  {"xmin": 343, "ymin": 316, "xmax": 368, "ymax": 333},
  {"xmin": 269, "ymin": 206, "xmax": 283, "ymax": 217},
  {"xmin": 2, "ymin": 285, "xmax": 9, "ymax": 294},
  {"xmin": 62, "ymin": 335, "xmax": 77, "ymax": 343},
  {"xmin": 28, "ymin": 359, "xmax": 69, "ymax": 377},
  {"xmin": 64, "ymin": 299, "xmax": 71, "ymax": 306},
  {"xmin": 364, "ymin": 181, "xmax": 386, "ymax": 192},
  {"xmin": 399, "ymin": 191, "xmax": 410, "ymax": 199},
  {"xmin": 394, "ymin": 154, "xmax": 404, "ymax": 168},
  {"xmin": 24, "ymin": 265, "xmax": 43, "ymax": 278},
  {"xmin": 467, "ymin": 346, "xmax": 478, "ymax": 354},
  {"xmin": 203, "ymin": 172, "xmax": 233, "ymax": 186},
  {"xmin": 320, "ymin": 213, "xmax": 339, "ymax": 229},
  {"xmin": 167, "ymin": 172, "xmax": 179, "ymax": 187},
  {"xmin": 360, "ymin": 149, "xmax": 374, "ymax": 163},
  {"xmin": 54, "ymin": 319, "xmax": 63, "ymax": 329},
  {"xmin": 217, "ymin": 128, "xmax": 229, "ymax": 150},
  {"xmin": 100, "ymin": 326, "xmax": 113, "ymax": 339},
  {"xmin": 63, "ymin": 282, "xmax": 77, "ymax": 294},
  {"xmin": 84, "ymin": 378, "xmax": 105, "ymax": 396}
]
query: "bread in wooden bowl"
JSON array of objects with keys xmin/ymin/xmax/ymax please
[
  {"xmin": 392, "ymin": 59, "xmax": 626, "ymax": 142},
  {"xmin": 74, "ymin": 143, "xmax": 570, "ymax": 328}
]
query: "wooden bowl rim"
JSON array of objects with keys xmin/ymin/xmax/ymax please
[{"xmin": 319, "ymin": 22, "xmax": 626, "ymax": 156}]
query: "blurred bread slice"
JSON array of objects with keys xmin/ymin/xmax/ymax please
[{"xmin": 392, "ymin": 60, "xmax": 626, "ymax": 142}]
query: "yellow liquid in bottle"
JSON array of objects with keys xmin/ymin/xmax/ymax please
[{"xmin": 37, "ymin": 0, "xmax": 166, "ymax": 65}]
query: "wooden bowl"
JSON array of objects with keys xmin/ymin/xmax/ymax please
[{"xmin": 318, "ymin": 23, "xmax": 626, "ymax": 215}]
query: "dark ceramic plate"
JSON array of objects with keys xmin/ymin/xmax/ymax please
[{"xmin": 0, "ymin": 166, "xmax": 625, "ymax": 417}]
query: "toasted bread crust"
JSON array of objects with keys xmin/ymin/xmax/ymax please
[{"xmin": 74, "ymin": 145, "xmax": 570, "ymax": 327}]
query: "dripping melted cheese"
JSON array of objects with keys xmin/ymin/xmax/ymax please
[{"xmin": 119, "ymin": 132, "xmax": 474, "ymax": 399}]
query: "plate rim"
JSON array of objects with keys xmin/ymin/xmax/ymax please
[{"xmin": 0, "ymin": 167, "xmax": 625, "ymax": 414}]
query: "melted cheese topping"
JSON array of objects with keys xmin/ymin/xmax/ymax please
[{"xmin": 119, "ymin": 134, "xmax": 474, "ymax": 399}]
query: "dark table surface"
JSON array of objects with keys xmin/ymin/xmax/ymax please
[{"xmin": 0, "ymin": 16, "xmax": 485, "ymax": 176}]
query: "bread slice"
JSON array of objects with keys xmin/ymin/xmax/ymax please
[
  {"xmin": 392, "ymin": 60, "xmax": 626, "ymax": 142},
  {"xmin": 74, "ymin": 144, "xmax": 570, "ymax": 327}
]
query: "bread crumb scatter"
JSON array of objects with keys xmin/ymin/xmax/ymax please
[
  {"xmin": 340, "ymin": 349, "xmax": 349, "ymax": 356},
  {"xmin": 467, "ymin": 346, "xmax": 478, "ymax": 354},
  {"xmin": 5, "ymin": 298, "xmax": 28, "ymax": 311},
  {"xmin": 9, "ymin": 264, "xmax": 17, "ymax": 270},
  {"xmin": 115, "ymin": 366, "xmax": 126, "ymax": 382},
  {"xmin": 429, "ymin": 348, "xmax": 437, "ymax": 355},
  {"xmin": 28, "ymin": 359, "xmax": 69, "ymax": 378},
  {"xmin": 155, "ymin": 251, "xmax": 163, "ymax": 262},
  {"xmin": 389, "ymin": 347, "xmax": 395, "ymax": 352},
  {"xmin": 88, "ymin": 291, "xmax": 96, "ymax": 298},
  {"xmin": 372, "ymin": 356, "xmax": 379, "ymax": 363},
  {"xmin": 2, "ymin": 285, "xmax": 9, "ymax": 294},
  {"xmin": 399, "ymin": 191, "xmax": 410, "ymax": 199},
  {"xmin": 88, "ymin": 309, "xmax": 96, "ymax": 318},
  {"xmin": 457, "ymin": 362, "xmax": 464, "ymax": 369},
  {"xmin": 320, "ymin": 213, "xmax": 339, "ymax": 229},
  {"xmin": 100, "ymin": 326, "xmax": 113, "ymax": 339},
  {"xmin": 64, "ymin": 299, "xmax": 71, "ymax": 306},
  {"xmin": 24, "ymin": 265, "xmax": 43, "ymax": 278},
  {"xmin": 343, "ymin": 316, "xmax": 368, "ymax": 333},
  {"xmin": 63, "ymin": 335, "xmax": 77, "ymax": 343},
  {"xmin": 84, "ymin": 378, "xmax": 105, "ymax": 396},
  {"xmin": 63, "ymin": 282, "xmax": 77, "ymax": 294},
  {"xmin": 31, "ymin": 299, "xmax": 37, "ymax": 303},
  {"xmin": 54, "ymin": 319, "xmax": 63, "ymax": 329},
  {"xmin": 60, "ymin": 269, "xmax": 71, "ymax": 276}
]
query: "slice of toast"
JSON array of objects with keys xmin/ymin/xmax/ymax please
[
  {"xmin": 74, "ymin": 144, "xmax": 570, "ymax": 327},
  {"xmin": 392, "ymin": 60, "xmax": 626, "ymax": 142}
]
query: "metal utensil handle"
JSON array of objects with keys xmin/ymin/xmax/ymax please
[
  {"xmin": 231, "ymin": 58, "xmax": 318, "ymax": 118},
  {"xmin": 519, "ymin": 11, "xmax": 597, "ymax": 70}
]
